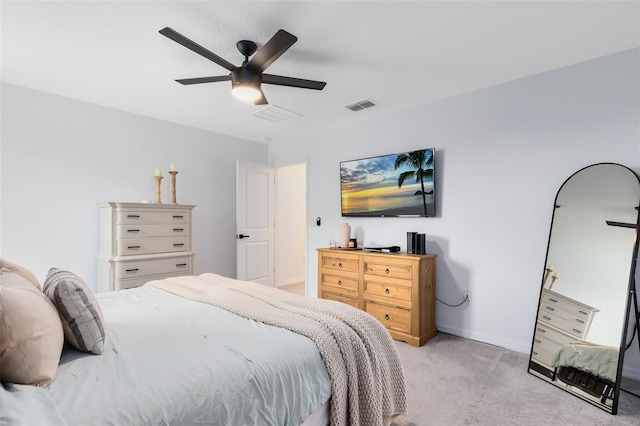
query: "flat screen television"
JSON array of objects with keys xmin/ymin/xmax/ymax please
[{"xmin": 340, "ymin": 148, "xmax": 435, "ymax": 217}]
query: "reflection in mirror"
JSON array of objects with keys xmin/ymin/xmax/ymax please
[{"xmin": 529, "ymin": 163, "xmax": 640, "ymax": 415}]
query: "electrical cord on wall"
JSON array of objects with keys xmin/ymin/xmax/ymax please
[{"xmin": 436, "ymin": 294, "xmax": 469, "ymax": 307}]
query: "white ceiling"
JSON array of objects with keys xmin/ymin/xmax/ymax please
[{"xmin": 2, "ymin": 1, "xmax": 639, "ymax": 145}]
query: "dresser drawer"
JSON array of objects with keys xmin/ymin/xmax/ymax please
[
  {"xmin": 364, "ymin": 280, "xmax": 411, "ymax": 308},
  {"xmin": 363, "ymin": 257, "xmax": 412, "ymax": 280},
  {"xmin": 534, "ymin": 322, "xmax": 579, "ymax": 346},
  {"xmin": 114, "ymin": 256, "xmax": 192, "ymax": 280},
  {"xmin": 114, "ymin": 271, "xmax": 192, "ymax": 291},
  {"xmin": 365, "ymin": 301, "xmax": 411, "ymax": 334},
  {"xmin": 321, "ymin": 290, "xmax": 359, "ymax": 308},
  {"xmin": 116, "ymin": 224, "xmax": 189, "ymax": 239},
  {"xmin": 117, "ymin": 210, "xmax": 189, "ymax": 225},
  {"xmin": 531, "ymin": 337, "xmax": 559, "ymax": 368},
  {"xmin": 539, "ymin": 300, "xmax": 590, "ymax": 327},
  {"xmin": 321, "ymin": 255, "xmax": 359, "ymax": 274},
  {"xmin": 116, "ymin": 236, "xmax": 189, "ymax": 256},
  {"xmin": 321, "ymin": 273, "xmax": 359, "ymax": 292},
  {"xmin": 538, "ymin": 311, "xmax": 586, "ymax": 338},
  {"xmin": 541, "ymin": 293, "xmax": 594, "ymax": 321}
]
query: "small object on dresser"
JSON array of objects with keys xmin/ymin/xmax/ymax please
[
  {"xmin": 407, "ymin": 232, "xmax": 417, "ymax": 254},
  {"xmin": 348, "ymin": 238, "xmax": 357, "ymax": 248},
  {"xmin": 154, "ymin": 169, "xmax": 163, "ymax": 204},
  {"xmin": 339, "ymin": 222, "xmax": 351, "ymax": 248},
  {"xmin": 169, "ymin": 164, "xmax": 179, "ymax": 204}
]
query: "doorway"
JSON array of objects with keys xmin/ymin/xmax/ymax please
[{"xmin": 274, "ymin": 163, "xmax": 307, "ymax": 295}]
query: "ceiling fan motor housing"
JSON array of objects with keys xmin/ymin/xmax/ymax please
[{"xmin": 231, "ymin": 67, "xmax": 262, "ymax": 89}]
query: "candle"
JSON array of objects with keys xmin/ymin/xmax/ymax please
[
  {"xmin": 552, "ymin": 272, "xmax": 559, "ymax": 279},
  {"xmin": 546, "ymin": 265, "xmax": 553, "ymax": 271},
  {"xmin": 169, "ymin": 164, "xmax": 177, "ymax": 172},
  {"xmin": 155, "ymin": 168, "xmax": 162, "ymax": 177}
]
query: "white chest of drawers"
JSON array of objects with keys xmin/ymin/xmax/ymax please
[
  {"xmin": 97, "ymin": 202, "xmax": 195, "ymax": 292},
  {"xmin": 531, "ymin": 289, "xmax": 598, "ymax": 371}
]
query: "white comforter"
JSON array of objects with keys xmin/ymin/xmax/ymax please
[{"xmin": 147, "ymin": 273, "xmax": 408, "ymax": 426}]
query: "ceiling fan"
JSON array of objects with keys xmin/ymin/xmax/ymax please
[{"xmin": 159, "ymin": 27, "xmax": 326, "ymax": 105}]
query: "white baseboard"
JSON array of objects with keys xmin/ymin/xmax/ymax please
[{"xmin": 437, "ymin": 323, "xmax": 532, "ymax": 354}]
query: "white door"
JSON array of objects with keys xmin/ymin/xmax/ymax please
[{"xmin": 236, "ymin": 160, "xmax": 275, "ymax": 286}]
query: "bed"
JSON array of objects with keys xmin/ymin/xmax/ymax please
[
  {"xmin": 0, "ymin": 261, "xmax": 407, "ymax": 426},
  {"xmin": 551, "ymin": 342, "xmax": 619, "ymax": 404}
]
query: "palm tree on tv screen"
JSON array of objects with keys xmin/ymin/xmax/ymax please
[{"xmin": 394, "ymin": 149, "xmax": 433, "ymax": 216}]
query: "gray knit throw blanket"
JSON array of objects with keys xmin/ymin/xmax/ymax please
[{"xmin": 147, "ymin": 273, "xmax": 407, "ymax": 426}]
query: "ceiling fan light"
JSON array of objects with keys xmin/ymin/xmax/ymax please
[{"xmin": 232, "ymin": 84, "xmax": 261, "ymax": 102}]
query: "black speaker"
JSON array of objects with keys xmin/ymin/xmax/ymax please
[{"xmin": 407, "ymin": 232, "xmax": 417, "ymax": 254}]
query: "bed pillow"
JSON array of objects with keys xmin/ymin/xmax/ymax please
[
  {"xmin": 0, "ymin": 269, "xmax": 64, "ymax": 385},
  {"xmin": 0, "ymin": 258, "xmax": 41, "ymax": 289},
  {"xmin": 43, "ymin": 268, "xmax": 106, "ymax": 355}
]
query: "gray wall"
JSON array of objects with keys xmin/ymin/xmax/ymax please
[
  {"xmin": 1, "ymin": 83, "xmax": 269, "ymax": 287},
  {"xmin": 270, "ymin": 48, "xmax": 640, "ymax": 376}
]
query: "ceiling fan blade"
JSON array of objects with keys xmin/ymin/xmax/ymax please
[
  {"xmin": 160, "ymin": 27, "xmax": 236, "ymax": 71},
  {"xmin": 175, "ymin": 75, "xmax": 231, "ymax": 85},
  {"xmin": 247, "ymin": 29, "xmax": 297, "ymax": 73},
  {"xmin": 262, "ymin": 74, "xmax": 326, "ymax": 90},
  {"xmin": 253, "ymin": 89, "xmax": 268, "ymax": 105}
]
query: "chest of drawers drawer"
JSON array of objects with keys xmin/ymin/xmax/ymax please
[
  {"xmin": 320, "ymin": 272, "xmax": 359, "ymax": 293},
  {"xmin": 363, "ymin": 280, "xmax": 411, "ymax": 309},
  {"xmin": 114, "ymin": 255, "xmax": 192, "ymax": 280},
  {"xmin": 321, "ymin": 290, "xmax": 359, "ymax": 308},
  {"xmin": 321, "ymin": 254, "xmax": 359, "ymax": 274},
  {"xmin": 363, "ymin": 256, "xmax": 413, "ymax": 280},
  {"xmin": 117, "ymin": 210, "xmax": 189, "ymax": 225},
  {"xmin": 116, "ymin": 236, "xmax": 189, "ymax": 256},
  {"xmin": 365, "ymin": 301, "xmax": 412, "ymax": 334},
  {"xmin": 116, "ymin": 224, "xmax": 189, "ymax": 239}
]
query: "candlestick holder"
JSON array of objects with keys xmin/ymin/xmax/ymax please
[
  {"xmin": 155, "ymin": 176, "xmax": 163, "ymax": 204},
  {"xmin": 543, "ymin": 266, "xmax": 553, "ymax": 288},
  {"xmin": 169, "ymin": 170, "xmax": 178, "ymax": 204},
  {"xmin": 549, "ymin": 274, "xmax": 559, "ymax": 291}
]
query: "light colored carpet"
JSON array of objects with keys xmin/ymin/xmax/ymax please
[
  {"xmin": 278, "ymin": 282, "xmax": 305, "ymax": 295},
  {"xmin": 391, "ymin": 333, "xmax": 640, "ymax": 426}
]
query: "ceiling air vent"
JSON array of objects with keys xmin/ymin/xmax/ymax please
[
  {"xmin": 251, "ymin": 105, "xmax": 301, "ymax": 123},
  {"xmin": 344, "ymin": 99, "xmax": 376, "ymax": 112}
]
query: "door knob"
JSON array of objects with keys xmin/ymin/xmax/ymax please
[{"xmin": 236, "ymin": 234, "xmax": 251, "ymax": 239}]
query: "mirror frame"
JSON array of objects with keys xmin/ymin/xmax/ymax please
[{"xmin": 529, "ymin": 162, "xmax": 640, "ymax": 415}]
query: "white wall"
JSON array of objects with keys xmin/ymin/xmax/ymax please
[
  {"xmin": 0, "ymin": 83, "xmax": 269, "ymax": 288},
  {"xmin": 270, "ymin": 49, "xmax": 640, "ymax": 376},
  {"xmin": 275, "ymin": 163, "xmax": 307, "ymax": 288}
]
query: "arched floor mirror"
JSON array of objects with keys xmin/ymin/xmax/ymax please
[{"xmin": 528, "ymin": 163, "xmax": 640, "ymax": 414}]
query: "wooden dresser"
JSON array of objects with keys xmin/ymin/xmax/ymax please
[
  {"xmin": 317, "ymin": 248, "xmax": 437, "ymax": 346},
  {"xmin": 531, "ymin": 289, "xmax": 598, "ymax": 373},
  {"xmin": 97, "ymin": 202, "xmax": 195, "ymax": 292}
]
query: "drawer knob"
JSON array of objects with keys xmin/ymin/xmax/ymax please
[
  {"xmin": 338, "ymin": 280, "xmax": 342, "ymax": 285},
  {"xmin": 173, "ymin": 228, "xmax": 184, "ymax": 232},
  {"xmin": 572, "ymin": 328, "xmax": 581, "ymax": 334},
  {"xmin": 385, "ymin": 288, "xmax": 390, "ymax": 294},
  {"xmin": 127, "ymin": 246, "xmax": 141, "ymax": 250},
  {"xmin": 534, "ymin": 339, "xmax": 542, "ymax": 344},
  {"xmin": 384, "ymin": 314, "xmax": 390, "ymax": 320},
  {"xmin": 338, "ymin": 263, "xmax": 342, "ymax": 268},
  {"xmin": 125, "ymin": 268, "xmax": 139, "ymax": 273},
  {"xmin": 173, "ymin": 215, "xmax": 184, "ymax": 219},
  {"xmin": 176, "ymin": 263, "xmax": 187, "ymax": 267},
  {"xmin": 549, "ymin": 298, "xmax": 558, "ymax": 303},
  {"xmin": 542, "ymin": 316, "xmax": 551, "ymax": 321},
  {"xmin": 545, "ymin": 306, "xmax": 555, "ymax": 311},
  {"xmin": 385, "ymin": 268, "xmax": 390, "ymax": 274},
  {"xmin": 126, "ymin": 214, "xmax": 140, "ymax": 218},
  {"xmin": 173, "ymin": 243, "xmax": 184, "ymax": 247},
  {"xmin": 127, "ymin": 229, "xmax": 140, "ymax": 233}
]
